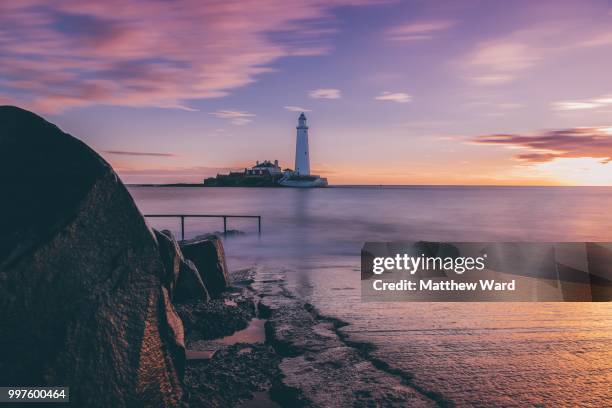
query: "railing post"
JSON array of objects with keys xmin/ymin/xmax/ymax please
[
  {"xmin": 181, "ymin": 216, "xmax": 185, "ymax": 241},
  {"xmin": 143, "ymin": 214, "xmax": 261, "ymax": 240}
]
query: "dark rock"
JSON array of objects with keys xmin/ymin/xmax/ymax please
[
  {"xmin": 180, "ymin": 237, "xmax": 229, "ymax": 298},
  {"xmin": 174, "ymin": 259, "xmax": 210, "ymax": 304},
  {"xmin": 154, "ymin": 229, "xmax": 211, "ymax": 303},
  {"xmin": 184, "ymin": 344, "xmax": 286, "ymax": 408},
  {"xmin": 192, "ymin": 230, "xmax": 245, "ymax": 240},
  {"xmin": 161, "ymin": 287, "xmax": 186, "ymax": 380},
  {"xmin": 154, "ymin": 229, "xmax": 182, "ymax": 297},
  {"xmin": 175, "ymin": 296, "xmax": 255, "ymax": 341},
  {"xmin": 0, "ymin": 106, "xmax": 184, "ymax": 407}
]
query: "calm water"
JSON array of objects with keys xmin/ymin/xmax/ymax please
[{"xmin": 129, "ymin": 186, "xmax": 612, "ymax": 407}]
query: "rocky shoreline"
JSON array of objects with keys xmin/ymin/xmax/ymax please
[{"xmin": 182, "ymin": 267, "xmax": 453, "ymax": 408}]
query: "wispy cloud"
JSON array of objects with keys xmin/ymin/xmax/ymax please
[
  {"xmin": 0, "ymin": 1, "xmax": 376, "ymax": 113},
  {"xmin": 472, "ymin": 127, "xmax": 612, "ymax": 164},
  {"xmin": 461, "ymin": 21, "xmax": 612, "ymax": 86},
  {"xmin": 463, "ymin": 100, "xmax": 526, "ymax": 115},
  {"xmin": 552, "ymin": 94, "xmax": 612, "ymax": 111},
  {"xmin": 114, "ymin": 164, "xmax": 239, "ymax": 183},
  {"xmin": 465, "ymin": 40, "xmax": 539, "ymax": 85},
  {"xmin": 284, "ymin": 105, "xmax": 312, "ymax": 112},
  {"xmin": 471, "ymin": 42, "xmax": 538, "ymax": 72},
  {"xmin": 579, "ymin": 32, "xmax": 612, "ymax": 48},
  {"xmin": 116, "ymin": 165, "xmax": 233, "ymax": 175},
  {"xmin": 374, "ymin": 91, "xmax": 412, "ymax": 103},
  {"xmin": 385, "ymin": 20, "xmax": 453, "ymax": 41},
  {"xmin": 309, "ymin": 88, "xmax": 341, "ymax": 99},
  {"xmin": 103, "ymin": 150, "xmax": 177, "ymax": 157},
  {"xmin": 210, "ymin": 109, "xmax": 255, "ymax": 125},
  {"xmin": 469, "ymin": 75, "xmax": 515, "ymax": 85}
]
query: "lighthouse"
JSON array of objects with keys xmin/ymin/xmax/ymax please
[
  {"xmin": 279, "ymin": 112, "xmax": 327, "ymax": 187},
  {"xmin": 294, "ymin": 112, "xmax": 310, "ymax": 175}
]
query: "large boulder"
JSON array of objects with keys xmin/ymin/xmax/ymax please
[
  {"xmin": 161, "ymin": 287, "xmax": 186, "ymax": 380},
  {"xmin": 180, "ymin": 237, "xmax": 230, "ymax": 298},
  {"xmin": 175, "ymin": 259, "xmax": 211, "ymax": 304},
  {"xmin": 154, "ymin": 229, "xmax": 182, "ymax": 297},
  {"xmin": 0, "ymin": 106, "xmax": 185, "ymax": 407},
  {"xmin": 154, "ymin": 229, "xmax": 210, "ymax": 304}
]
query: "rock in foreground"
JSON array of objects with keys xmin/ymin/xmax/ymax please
[
  {"xmin": 0, "ymin": 106, "xmax": 185, "ymax": 407},
  {"xmin": 154, "ymin": 229, "xmax": 210, "ymax": 304},
  {"xmin": 154, "ymin": 229, "xmax": 183, "ymax": 297},
  {"xmin": 175, "ymin": 258, "xmax": 211, "ymax": 304},
  {"xmin": 180, "ymin": 237, "xmax": 230, "ymax": 298}
]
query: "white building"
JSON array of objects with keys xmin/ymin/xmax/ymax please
[
  {"xmin": 245, "ymin": 160, "xmax": 282, "ymax": 176},
  {"xmin": 295, "ymin": 112, "xmax": 310, "ymax": 175}
]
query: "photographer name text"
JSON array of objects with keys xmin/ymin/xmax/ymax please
[{"xmin": 372, "ymin": 279, "xmax": 516, "ymax": 291}]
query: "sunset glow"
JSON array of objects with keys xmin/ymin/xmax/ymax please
[
  {"xmin": 532, "ymin": 158, "xmax": 612, "ymax": 186},
  {"xmin": 2, "ymin": 0, "xmax": 612, "ymax": 185}
]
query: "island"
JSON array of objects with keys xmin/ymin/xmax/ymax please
[{"xmin": 204, "ymin": 113, "xmax": 328, "ymax": 188}]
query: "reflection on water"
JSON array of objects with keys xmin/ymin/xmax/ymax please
[
  {"xmin": 130, "ymin": 186, "xmax": 612, "ymax": 406},
  {"xmin": 217, "ymin": 318, "xmax": 266, "ymax": 345}
]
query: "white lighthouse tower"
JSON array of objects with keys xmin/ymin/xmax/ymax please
[
  {"xmin": 294, "ymin": 112, "xmax": 310, "ymax": 175},
  {"xmin": 279, "ymin": 112, "xmax": 327, "ymax": 187}
]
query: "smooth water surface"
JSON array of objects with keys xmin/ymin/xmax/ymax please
[{"xmin": 130, "ymin": 186, "xmax": 612, "ymax": 406}]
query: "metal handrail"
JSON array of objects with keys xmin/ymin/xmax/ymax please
[{"xmin": 144, "ymin": 214, "xmax": 261, "ymax": 240}]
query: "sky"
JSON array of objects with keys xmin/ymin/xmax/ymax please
[{"xmin": 2, "ymin": 0, "xmax": 612, "ymax": 185}]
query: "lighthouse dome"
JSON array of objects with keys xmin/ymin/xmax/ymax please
[{"xmin": 297, "ymin": 112, "xmax": 308, "ymax": 129}]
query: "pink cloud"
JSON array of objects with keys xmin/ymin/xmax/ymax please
[
  {"xmin": 0, "ymin": 0, "xmax": 379, "ymax": 113},
  {"xmin": 460, "ymin": 19, "xmax": 612, "ymax": 86},
  {"xmin": 385, "ymin": 20, "xmax": 454, "ymax": 41},
  {"xmin": 209, "ymin": 110, "xmax": 256, "ymax": 125},
  {"xmin": 112, "ymin": 164, "xmax": 250, "ymax": 184},
  {"xmin": 472, "ymin": 127, "xmax": 612, "ymax": 164},
  {"xmin": 103, "ymin": 150, "xmax": 177, "ymax": 157}
]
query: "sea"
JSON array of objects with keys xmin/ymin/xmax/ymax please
[{"xmin": 129, "ymin": 185, "xmax": 612, "ymax": 407}]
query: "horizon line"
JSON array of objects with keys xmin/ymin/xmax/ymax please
[{"xmin": 125, "ymin": 183, "xmax": 612, "ymax": 188}]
